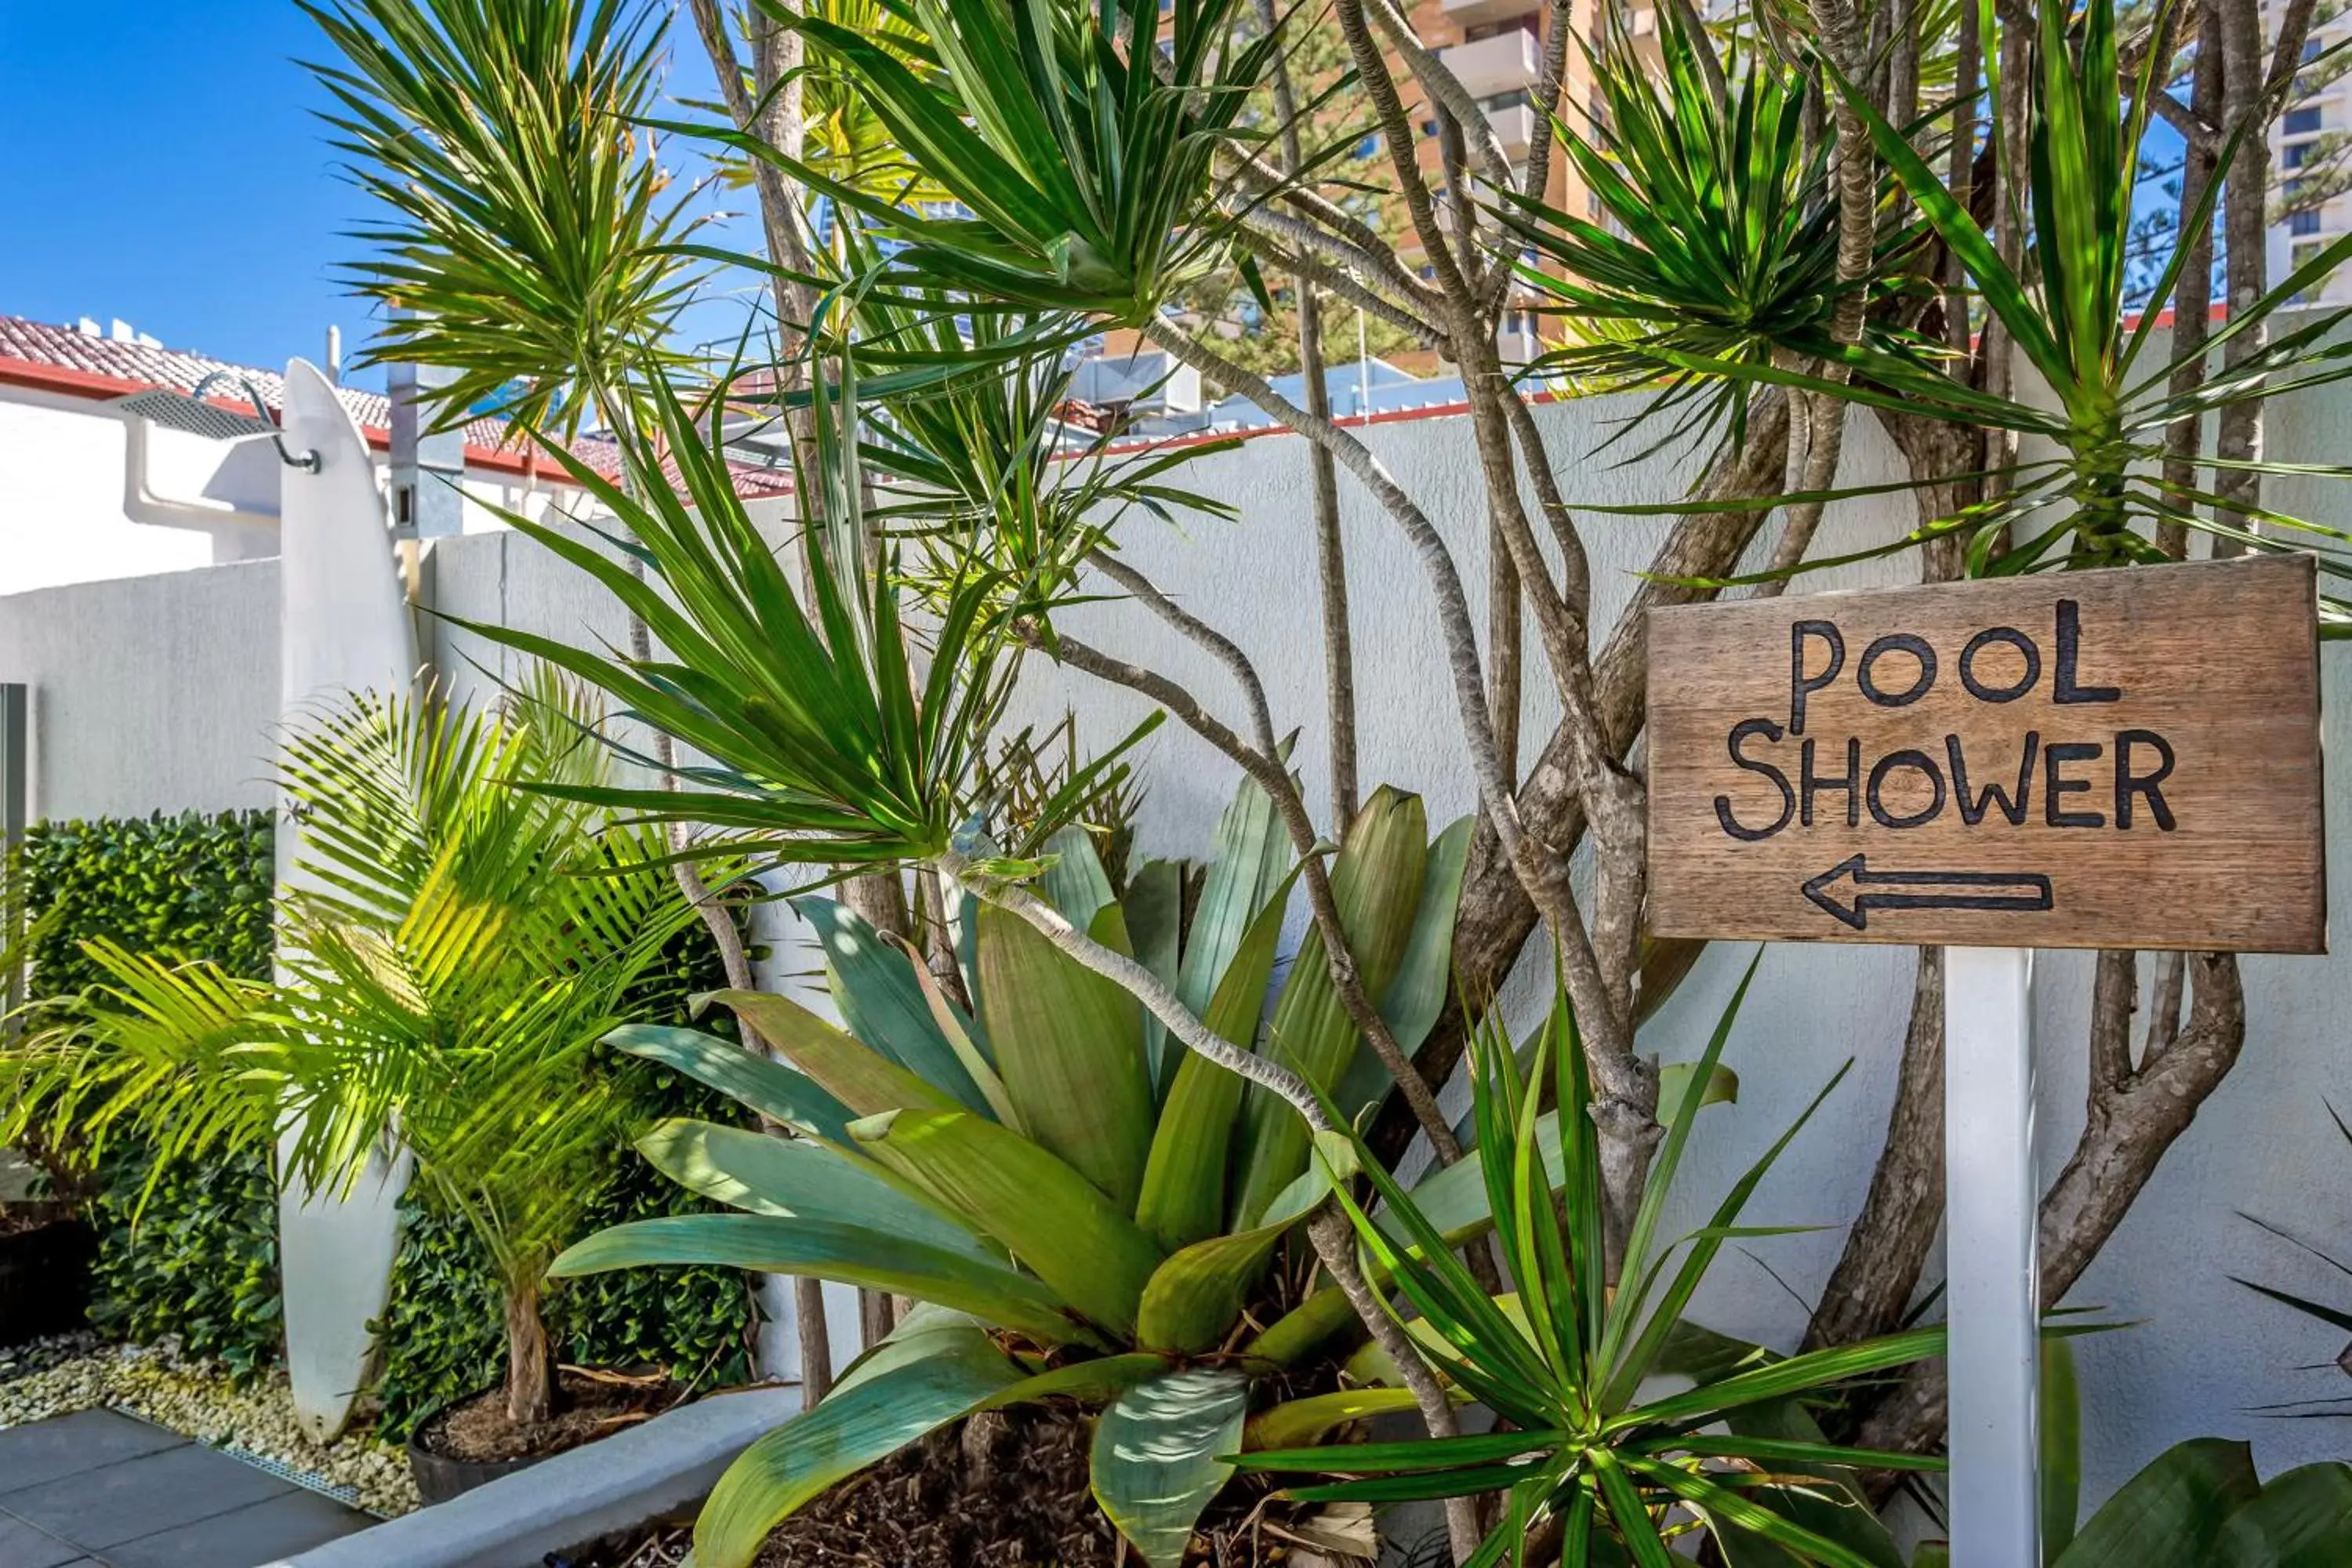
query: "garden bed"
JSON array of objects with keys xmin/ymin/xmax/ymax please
[
  {"xmin": 0, "ymin": 1333, "xmax": 417, "ymax": 1516},
  {"xmin": 751, "ymin": 1406, "xmax": 1370, "ymax": 1567}
]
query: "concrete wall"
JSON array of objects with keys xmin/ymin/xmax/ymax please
[
  {"xmin": 0, "ymin": 557, "xmax": 280, "ymax": 820},
  {"xmin": 3, "ymin": 383, "xmax": 2349, "ymax": 1509},
  {"xmin": 0, "ymin": 381, "xmax": 608, "ymax": 599}
]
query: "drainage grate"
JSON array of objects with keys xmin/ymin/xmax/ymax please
[{"xmin": 215, "ymin": 1442, "xmax": 375, "ymax": 1513}]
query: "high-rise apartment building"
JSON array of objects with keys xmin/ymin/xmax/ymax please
[
  {"xmin": 2270, "ymin": 3, "xmax": 2351, "ymax": 302},
  {"xmin": 1399, "ymin": 0, "xmax": 1622, "ymax": 361}
]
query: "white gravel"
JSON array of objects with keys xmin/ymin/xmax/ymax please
[{"xmin": 0, "ymin": 1335, "xmax": 419, "ymax": 1518}]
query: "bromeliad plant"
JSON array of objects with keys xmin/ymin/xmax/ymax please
[
  {"xmin": 549, "ymin": 773, "xmax": 1473, "ymax": 1566},
  {"xmin": 0, "ymin": 679, "xmax": 710, "ymax": 1428},
  {"xmin": 1239, "ymin": 960, "xmax": 1947, "ymax": 1567}
]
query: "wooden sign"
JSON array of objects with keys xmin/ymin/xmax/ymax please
[{"xmin": 1646, "ymin": 554, "xmax": 2325, "ymax": 953}]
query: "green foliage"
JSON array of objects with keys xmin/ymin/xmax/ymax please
[
  {"xmin": 1507, "ymin": 4, "xmax": 1913, "ymax": 456},
  {"xmin": 372, "ymin": 1058, "xmax": 759, "ymax": 1442},
  {"xmin": 2, "ymin": 683, "xmax": 717, "ymax": 1423},
  {"xmin": 16, "ymin": 811, "xmax": 282, "ymax": 1378},
  {"xmin": 739, "ymin": 0, "xmax": 1274, "ymax": 322},
  {"xmin": 1990, "ymin": 1344, "xmax": 2352, "ymax": 1566},
  {"xmin": 552, "ymin": 774, "xmax": 1473, "ymax": 1568},
  {"xmin": 13, "ymin": 798, "xmax": 757, "ymax": 1410},
  {"xmin": 1238, "ymin": 960, "xmax": 1946, "ymax": 1567},
  {"xmin": 20, "ymin": 812, "xmax": 274, "ymax": 1000},
  {"xmin": 85, "ymin": 1145, "xmax": 281, "ymax": 1381},
  {"xmin": 304, "ymin": 0, "xmax": 701, "ymax": 432}
]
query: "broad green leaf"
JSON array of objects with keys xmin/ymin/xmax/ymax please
[
  {"xmin": 1232, "ymin": 787, "xmax": 1430, "ymax": 1225},
  {"xmin": 633, "ymin": 1117, "xmax": 989, "ymax": 1261},
  {"xmin": 693, "ymin": 1329, "xmax": 1027, "ymax": 1568},
  {"xmin": 1041, "ymin": 825, "xmax": 1116, "ymax": 930},
  {"xmin": 1333, "ymin": 813, "xmax": 1473, "ymax": 1123},
  {"xmin": 1242, "ymin": 1387, "xmax": 1427, "ymax": 1450},
  {"xmin": 547, "ymin": 1211, "xmax": 1084, "ymax": 1346},
  {"xmin": 975, "ymin": 899, "xmax": 1155, "ymax": 1210},
  {"xmin": 850, "ymin": 1104, "xmax": 1163, "ymax": 1338},
  {"xmin": 1657, "ymin": 1060, "xmax": 1740, "ymax": 1125},
  {"xmin": 1134, "ymin": 1199, "xmax": 1314, "ymax": 1354},
  {"xmin": 1091, "ymin": 1368, "xmax": 1250, "ymax": 1567},
  {"xmin": 605, "ymin": 1023, "xmax": 856, "ymax": 1144},
  {"xmin": 1243, "ymin": 1283, "xmax": 1362, "ymax": 1368},
  {"xmin": 2212, "ymin": 1464, "xmax": 2352, "ymax": 1568},
  {"xmin": 2045, "ymin": 1336, "xmax": 2082, "ymax": 1560},
  {"xmin": 2054, "ymin": 1438, "xmax": 2259, "ymax": 1568},
  {"xmin": 711, "ymin": 989, "xmax": 964, "ymax": 1122},
  {"xmin": 1134, "ymin": 862, "xmax": 1302, "ymax": 1251},
  {"xmin": 695, "ymin": 1335, "xmax": 1166, "ymax": 1568},
  {"xmin": 1124, "ymin": 858, "xmax": 1185, "ymax": 1087},
  {"xmin": 1174, "ymin": 773, "xmax": 1287, "ymax": 1025},
  {"xmin": 793, "ymin": 898, "xmax": 989, "ymax": 1111}
]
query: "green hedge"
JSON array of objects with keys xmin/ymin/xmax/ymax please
[
  {"xmin": 23, "ymin": 810, "xmax": 760, "ymax": 1411},
  {"xmin": 24, "ymin": 812, "xmax": 284, "ymax": 1375}
]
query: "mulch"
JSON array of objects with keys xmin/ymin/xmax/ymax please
[{"xmin": 417, "ymin": 1367, "xmax": 678, "ymax": 1466}]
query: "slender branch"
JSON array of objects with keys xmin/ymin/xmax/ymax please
[
  {"xmin": 1327, "ymin": 0, "xmax": 1477, "ymax": 306},
  {"xmin": 1229, "ymin": 220, "xmax": 1445, "ymax": 347},
  {"xmin": 1363, "ymin": 0, "xmax": 1518, "ymax": 196},
  {"xmin": 1031, "ymin": 619, "xmax": 1463, "ymax": 1165},
  {"xmin": 1518, "ymin": 0, "xmax": 1575, "ymax": 204},
  {"xmin": 940, "ymin": 848, "xmax": 1479, "ymax": 1566},
  {"xmin": 1308, "ymin": 1206, "xmax": 1481, "ymax": 1563},
  {"xmin": 1227, "ymin": 0, "xmax": 1367, "ymax": 822}
]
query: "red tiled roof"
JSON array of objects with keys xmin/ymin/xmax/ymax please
[{"xmin": 0, "ymin": 315, "xmax": 795, "ymax": 499}]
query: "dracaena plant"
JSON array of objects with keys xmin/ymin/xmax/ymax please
[
  {"xmin": 1668, "ymin": 0, "xmax": 2352, "ymax": 616},
  {"xmin": 1237, "ymin": 959, "xmax": 1947, "ymax": 1567},
  {"xmin": 686, "ymin": 0, "xmax": 1274, "ymax": 325},
  {"xmin": 1501, "ymin": 2, "xmax": 1922, "ymax": 457},
  {"xmin": 0, "ymin": 677, "xmax": 709, "ymax": 1428},
  {"xmin": 305, "ymin": 0, "xmax": 702, "ymax": 433},
  {"xmin": 548, "ymin": 774, "xmax": 1473, "ymax": 1567}
]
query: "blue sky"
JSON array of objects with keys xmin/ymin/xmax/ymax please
[{"xmin": 0, "ymin": 2, "xmax": 757, "ymax": 392}]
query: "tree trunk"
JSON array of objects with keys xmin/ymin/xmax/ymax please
[{"xmin": 503, "ymin": 1280, "xmax": 556, "ymax": 1429}]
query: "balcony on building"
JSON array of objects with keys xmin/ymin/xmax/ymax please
[
  {"xmin": 1439, "ymin": 25, "xmax": 1543, "ymax": 100},
  {"xmin": 1483, "ymin": 90, "xmax": 1537, "ymax": 157},
  {"xmin": 1440, "ymin": 0, "xmax": 1542, "ymax": 26}
]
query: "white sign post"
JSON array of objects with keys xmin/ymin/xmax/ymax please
[{"xmin": 1944, "ymin": 946, "xmax": 2040, "ymax": 1566}]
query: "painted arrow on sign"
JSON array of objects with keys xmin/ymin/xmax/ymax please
[{"xmin": 1802, "ymin": 855, "xmax": 2054, "ymax": 931}]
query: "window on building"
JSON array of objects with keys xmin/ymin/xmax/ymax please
[
  {"xmin": 2285, "ymin": 140, "xmax": 2318, "ymax": 169},
  {"xmin": 1465, "ymin": 14, "xmax": 1539, "ymax": 39},
  {"xmin": 1482, "ymin": 89, "xmax": 1534, "ymax": 112},
  {"xmin": 1421, "ymin": 118, "xmax": 1439, "ymax": 137},
  {"xmin": 2288, "ymin": 106, "xmax": 2325, "ymax": 135},
  {"xmin": 2292, "ymin": 208, "xmax": 2325, "ymax": 234},
  {"xmin": 1356, "ymin": 133, "xmax": 1380, "ymax": 158}
]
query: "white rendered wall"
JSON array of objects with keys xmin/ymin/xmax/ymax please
[
  {"xmin": 0, "ymin": 380, "xmax": 2347, "ymax": 1508},
  {"xmin": 0, "ymin": 384, "xmax": 600, "ymax": 597}
]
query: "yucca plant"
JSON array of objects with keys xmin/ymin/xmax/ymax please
[
  {"xmin": 1502, "ymin": 2, "xmax": 1921, "ymax": 456},
  {"xmin": 548, "ymin": 771, "xmax": 1472, "ymax": 1566},
  {"xmin": 1653, "ymin": 0, "xmax": 2352, "ymax": 616},
  {"xmin": 0, "ymin": 680, "xmax": 709, "ymax": 1427},
  {"xmin": 684, "ymin": 0, "xmax": 1274, "ymax": 324},
  {"xmin": 1236, "ymin": 959, "xmax": 1947, "ymax": 1567},
  {"xmin": 305, "ymin": 0, "xmax": 701, "ymax": 432}
]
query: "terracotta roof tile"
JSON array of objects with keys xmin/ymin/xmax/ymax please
[{"xmin": 0, "ymin": 315, "xmax": 794, "ymax": 499}]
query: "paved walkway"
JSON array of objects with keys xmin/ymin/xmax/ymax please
[{"xmin": 0, "ymin": 1409, "xmax": 373, "ymax": 1567}]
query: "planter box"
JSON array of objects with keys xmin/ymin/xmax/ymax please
[
  {"xmin": 0, "ymin": 1204, "xmax": 96, "ymax": 1348},
  {"xmin": 263, "ymin": 1384, "xmax": 802, "ymax": 1568}
]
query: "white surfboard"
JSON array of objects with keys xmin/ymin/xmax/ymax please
[{"xmin": 276, "ymin": 358, "xmax": 417, "ymax": 1443}]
